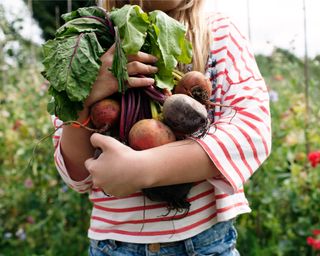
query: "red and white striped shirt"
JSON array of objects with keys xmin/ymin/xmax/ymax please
[{"xmin": 52, "ymin": 13, "xmax": 271, "ymax": 243}]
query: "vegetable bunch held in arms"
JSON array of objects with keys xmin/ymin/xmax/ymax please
[{"xmin": 42, "ymin": 4, "xmax": 216, "ymax": 215}]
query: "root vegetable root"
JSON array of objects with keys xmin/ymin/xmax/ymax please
[
  {"xmin": 174, "ymin": 71, "xmax": 212, "ymax": 105},
  {"xmin": 128, "ymin": 119, "xmax": 176, "ymax": 150},
  {"xmin": 162, "ymin": 94, "xmax": 209, "ymax": 136},
  {"xmin": 90, "ymin": 98, "xmax": 121, "ymax": 130}
]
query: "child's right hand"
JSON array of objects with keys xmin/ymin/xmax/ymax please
[{"xmin": 83, "ymin": 44, "xmax": 158, "ymax": 109}]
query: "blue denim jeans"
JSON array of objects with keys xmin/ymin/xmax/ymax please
[{"xmin": 88, "ymin": 220, "xmax": 240, "ymax": 256}]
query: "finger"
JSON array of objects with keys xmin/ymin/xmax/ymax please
[
  {"xmin": 127, "ymin": 77, "xmax": 155, "ymax": 88},
  {"xmin": 90, "ymin": 133, "xmax": 110, "ymax": 151},
  {"xmin": 84, "ymin": 158, "xmax": 102, "ymax": 188},
  {"xmin": 90, "ymin": 133, "xmax": 126, "ymax": 152},
  {"xmin": 127, "ymin": 61, "xmax": 158, "ymax": 76},
  {"xmin": 127, "ymin": 51, "xmax": 158, "ymax": 64},
  {"xmin": 84, "ymin": 158, "xmax": 94, "ymax": 173},
  {"xmin": 100, "ymin": 43, "xmax": 116, "ymax": 62}
]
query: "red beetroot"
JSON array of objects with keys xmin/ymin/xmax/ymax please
[
  {"xmin": 90, "ymin": 98, "xmax": 121, "ymax": 130},
  {"xmin": 129, "ymin": 119, "xmax": 193, "ymax": 215},
  {"xmin": 163, "ymin": 94, "xmax": 208, "ymax": 136},
  {"xmin": 174, "ymin": 70, "xmax": 212, "ymax": 105},
  {"xmin": 128, "ymin": 119, "xmax": 176, "ymax": 150}
]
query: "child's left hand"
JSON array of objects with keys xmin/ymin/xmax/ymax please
[{"xmin": 84, "ymin": 133, "xmax": 149, "ymax": 197}]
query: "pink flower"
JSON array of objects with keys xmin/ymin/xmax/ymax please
[
  {"xmin": 307, "ymin": 235, "xmax": 320, "ymax": 251},
  {"xmin": 314, "ymin": 240, "xmax": 320, "ymax": 250},
  {"xmin": 26, "ymin": 216, "xmax": 35, "ymax": 224},
  {"xmin": 308, "ymin": 151, "xmax": 320, "ymax": 168},
  {"xmin": 12, "ymin": 119, "xmax": 23, "ymax": 131},
  {"xmin": 313, "ymin": 230, "xmax": 320, "ymax": 236},
  {"xmin": 307, "ymin": 236, "xmax": 315, "ymax": 246},
  {"xmin": 24, "ymin": 178, "xmax": 34, "ymax": 189}
]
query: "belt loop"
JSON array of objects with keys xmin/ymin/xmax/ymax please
[{"xmin": 183, "ymin": 238, "xmax": 196, "ymax": 256}]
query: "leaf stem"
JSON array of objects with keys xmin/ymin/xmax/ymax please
[
  {"xmin": 172, "ymin": 69, "xmax": 184, "ymax": 80},
  {"xmin": 112, "ymin": 26, "xmax": 129, "ymax": 93}
]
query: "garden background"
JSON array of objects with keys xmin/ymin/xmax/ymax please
[{"xmin": 1, "ymin": 0, "xmax": 320, "ymax": 255}]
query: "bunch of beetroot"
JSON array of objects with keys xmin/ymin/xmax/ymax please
[
  {"xmin": 90, "ymin": 70, "xmax": 213, "ymax": 215},
  {"xmin": 90, "ymin": 71, "xmax": 212, "ymax": 139},
  {"xmin": 42, "ymin": 4, "xmax": 214, "ymax": 215}
]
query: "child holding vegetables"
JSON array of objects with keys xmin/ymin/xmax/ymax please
[{"xmin": 51, "ymin": 0, "xmax": 271, "ymax": 255}]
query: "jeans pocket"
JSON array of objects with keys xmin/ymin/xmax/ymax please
[
  {"xmin": 89, "ymin": 239, "xmax": 118, "ymax": 256},
  {"xmin": 192, "ymin": 226, "xmax": 238, "ymax": 256}
]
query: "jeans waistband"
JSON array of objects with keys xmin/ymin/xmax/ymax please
[{"xmin": 89, "ymin": 219, "xmax": 236, "ymax": 256}]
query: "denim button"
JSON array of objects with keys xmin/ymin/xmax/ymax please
[{"xmin": 148, "ymin": 243, "xmax": 161, "ymax": 252}]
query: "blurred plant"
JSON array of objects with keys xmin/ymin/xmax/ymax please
[
  {"xmin": 0, "ymin": 5, "xmax": 91, "ymax": 255},
  {"xmin": 238, "ymin": 47, "xmax": 320, "ymax": 256}
]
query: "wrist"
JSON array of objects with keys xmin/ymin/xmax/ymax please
[{"xmin": 135, "ymin": 150, "xmax": 159, "ymax": 189}]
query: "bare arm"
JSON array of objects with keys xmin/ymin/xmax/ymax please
[
  {"xmin": 84, "ymin": 134, "xmax": 220, "ymax": 197},
  {"xmin": 59, "ymin": 45, "xmax": 158, "ymax": 182},
  {"xmin": 142, "ymin": 139, "xmax": 220, "ymax": 187},
  {"xmin": 60, "ymin": 108, "xmax": 94, "ymax": 181}
]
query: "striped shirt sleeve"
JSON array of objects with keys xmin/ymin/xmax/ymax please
[
  {"xmin": 194, "ymin": 15, "xmax": 272, "ymax": 194},
  {"xmin": 52, "ymin": 116, "xmax": 93, "ymax": 193}
]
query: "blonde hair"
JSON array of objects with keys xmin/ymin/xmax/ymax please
[{"xmin": 98, "ymin": 0, "xmax": 210, "ymax": 73}]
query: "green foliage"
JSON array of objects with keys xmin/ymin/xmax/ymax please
[
  {"xmin": 0, "ymin": 10, "xmax": 91, "ymax": 255},
  {"xmin": 110, "ymin": 5, "xmax": 193, "ymax": 90},
  {"xmin": 0, "ymin": 62, "xmax": 92, "ymax": 255},
  {"xmin": 43, "ymin": 32, "xmax": 105, "ymax": 121},
  {"xmin": 43, "ymin": 5, "xmax": 192, "ymax": 121},
  {"xmin": 42, "ymin": 6, "xmax": 116, "ymax": 121},
  {"xmin": 237, "ymin": 49, "xmax": 320, "ymax": 256},
  {"xmin": 146, "ymin": 9, "xmax": 192, "ymax": 89}
]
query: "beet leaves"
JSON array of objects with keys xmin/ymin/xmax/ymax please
[{"xmin": 42, "ymin": 4, "xmax": 192, "ymax": 122}]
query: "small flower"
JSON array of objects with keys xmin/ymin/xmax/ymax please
[
  {"xmin": 49, "ymin": 179, "xmax": 58, "ymax": 187},
  {"xmin": 12, "ymin": 119, "xmax": 23, "ymax": 131},
  {"xmin": 38, "ymin": 81, "xmax": 49, "ymax": 96},
  {"xmin": 0, "ymin": 110, "xmax": 10, "ymax": 118},
  {"xmin": 15, "ymin": 228, "xmax": 26, "ymax": 241},
  {"xmin": 269, "ymin": 90, "xmax": 279, "ymax": 102},
  {"xmin": 4, "ymin": 232, "xmax": 12, "ymax": 239},
  {"xmin": 273, "ymin": 74, "xmax": 284, "ymax": 81},
  {"xmin": 294, "ymin": 152, "xmax": 306, "ymax": 163},
  {"xmin": 61, "ymin": 185, "xmax": 68, "ymax": 193},
  {"xmin": 26, "ymin": 216, "xmax": 35, "ymax": 224},
  {"xmin": 314, "ymin": 240, "xmax": 320, "ymax": 250},
  {"xmin": 307, "ymin": 230, "xmax": 320, "ymax": 251},
  {"xmin": 284, "ymin": 130, "xmax": 304, "ymax": 146},
  {"xmin": 308, "ymin": 151, "xmax": 320, "ymax": 168},
  {"xmin": 308, "ymin": 236, "xmax": 315, "ymax": 245},
  {"xmin": 24, "ymin": 178, "xmax": 34, "ymax": 189}
]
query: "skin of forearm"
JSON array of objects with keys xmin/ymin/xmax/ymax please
[
  {"xmin": 60, "ymin": 108, "xmax": 94, "ymax": 181},
  {"xmin": 139, "ymin": 139, "xmax": 220, "ymax": 189}
]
